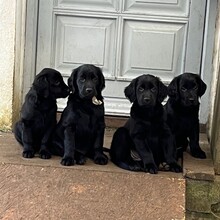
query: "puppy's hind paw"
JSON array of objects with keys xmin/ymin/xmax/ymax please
[
  {"xmin": 144, "ymin": 164, "xmax": 158, "ymax": 174},
  {"xmin": 94, "ymin": 153, "xmax": 108, "ymax": 165},
  {"xmin": 169, "ymin": 163, "xmax": 182, "ymax": 173},
  {"xmin": 191, "ymin": 149, "xmax": 206, "ymax": 159},
  {"xmin": 129, "ymin": 165, "xmax": 142, "ymax": 171},
  {"xmin": 23, "ymin": 150, "xmax": 35, "ymax": 158},
  {"xmin": 39, "ymin": 150, "xmax": 51, "ymax": 159},
  {"xmin": 61, "ymin": 157, "xmax": 75, "ymax": 166}
]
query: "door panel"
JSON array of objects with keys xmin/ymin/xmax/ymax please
[
  {"xmin": 120, "ymin": 19, "xmax": 187, "ymax": 81},
  {"xmin": 54, "ymin": 15, "xmax": 117, "ymax": 78},
  {"xmin": 36, "ymin": 0, "xmax": 206, "ymax": 116},
  {"xmin": 124, "ymin": 0, "xmax": 189, "ymax": 17},
  {"xmin": 54, "ymin": 0, "xmax": 119, "ymax": 12}
]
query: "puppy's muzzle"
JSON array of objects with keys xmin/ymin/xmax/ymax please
[
  {"xmin": 62, "ymin": 86, "xmax": 70, "ymax": 98},
  {"xmin": 189, "ymin": 97, "xmax": 195, "ymax": 102},
  {"xmin": 86, "ymin": 88, "xmax": 93, "ymax": 94},
  {"xmin": 144, "ymin": 97, "xmax": 151, "ymax": 104}
]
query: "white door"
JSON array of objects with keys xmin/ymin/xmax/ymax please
[{"xmin": 35, "ymin": 0, "xmax": 206, "ymax": 116}]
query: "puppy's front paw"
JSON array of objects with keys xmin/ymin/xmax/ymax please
[
  {"xmin": 94, "ymin": 152, "xmax": 108, "ymax": 165},
  {"xmin": 76, "ymin": 156, "xmax": 86, "ymax": 165},
  {"xmin": 191, "ymin": 148, "xmax": 206, "ymax": 159},
  {"xmin": 61, "ymin": 157, "xmax": 75, "ymax": 166},
  {"xmin": 144, "ymin": 164, "xmax": 158, "ymax": 174},
  {"xmin": 39, "ymin": 149, "xmax": 51, "ymax": 159},
  {"xmin": 169, "ymin": 163, "xmax": 182, "ymax": 173},
  {"xmin": 23, "ymin": 150, "xmax": 35, "ymax": 158}
]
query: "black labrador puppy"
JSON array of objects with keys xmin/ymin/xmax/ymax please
[
  {"xmin": 165, "ymin": 72, "xmax": 207, "ymax": 159},
  {"xmin": 110, "ymin": 74, "xmax": 182, "ymax": 174},
  {"xmin": 52, "ymin": 64, "xmax": 108, "ymax": 166},
  {"xmin": 14, "ymin": 68, "xmax": 70, "ymax": 159}
]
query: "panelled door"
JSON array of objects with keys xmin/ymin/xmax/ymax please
[{"xmin": 35, "ymin": 0, "xmax": 206, "ymax": 116}]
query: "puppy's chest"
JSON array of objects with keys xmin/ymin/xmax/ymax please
[
  {"xmin": 132, "ymin": 118, "xmax": 162, "ymax": 135},
  {"xmin": 143, "ymin": 121, "xmax": 162, "ymax": 134},
  {"xmin": 175, "ymin": 115, "xmax": 196, "ymax": 132},
  {"xmin": 37, "ymin": 100, "xmax": 56, "ymax": 112},
  {"xmin": 76, "ymin": 107, "xmax": 103, "ymax": 130}
]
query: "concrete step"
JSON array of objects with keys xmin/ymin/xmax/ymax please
[{"xmin": 0, "ymin": 130, "xmax": 185, "ymax": 220}]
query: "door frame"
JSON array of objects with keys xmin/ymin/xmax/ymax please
[{"xmin": 18, "ymin": 0, "xmax": 217, "ymax": 125}]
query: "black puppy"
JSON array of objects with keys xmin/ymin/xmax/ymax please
[
  {"xmin": 110, "ymin": 74, "xmax": 182, "ymax": 174},
  {"xmin": 165, "ymin": 72, "xmax": 207, "ymax": 159},
  {"xmin": 14, "ymin": 68, "xmax": 70, "ymax": 159},
  {"xmin": 52, "ymin": 64, "xmax": 108, "ymax": 166}
]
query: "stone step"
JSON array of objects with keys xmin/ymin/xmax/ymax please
[{"xmin": 0, "ymin": 131, "xmax": 185, "ymax": 219}]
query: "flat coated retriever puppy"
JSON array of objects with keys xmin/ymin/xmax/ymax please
[
  {"xmin": 165, "ymin": 72, "xmax": 207, "ymax": 159},
  {"xmin": 110, "ymin": 75, "xmax": 182, "ymax": 174},
  {"xmin": 14, "ymin": 68, "xmax": 70, "ymax": 159},
  {"xmin": 52, "ymin": 64, "xmax": 108, "ymax": 166}
]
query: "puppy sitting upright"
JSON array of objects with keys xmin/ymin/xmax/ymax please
[
  {"xmin": 165, "ymin": 72, "xmax": 207, "ymax": 159},
  {"xmin": 52, "ymin": 64, "xmax": 108, "ymax": 166},
  {"xmin": 110, "ymin": 74, "xmax": 182, "ymax": 174},
  {"xmin": 14, "ymin": 68, "xmax": 70, "ymax": 159}
]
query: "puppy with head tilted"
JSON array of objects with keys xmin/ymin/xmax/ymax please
[
  {"xmin": 110, "ymin": 74, "xmax": 182, "ymax": 174},
  {"xmin": 52, "ymin": 64, "xmax": 108, "ymax": 166},
  {"xmin": 14, "ymin": 68, "xmax": 70, "ymax": 159},
  {"xmin": 165, "ymin": 72, "xmax": 207, "ymax": 159}
]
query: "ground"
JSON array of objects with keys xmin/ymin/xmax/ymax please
[{"xmin": 0, "ymin": 129, "xmax": 186, "ymax": 220}]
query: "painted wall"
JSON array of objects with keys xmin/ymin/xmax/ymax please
[
  {"xmin": 208, "ymin": 0, "xmax": 220, "ymax": 173},
  {"xmin": 0, "ymin": 1, "xmax": 16, "ymax": 130}
]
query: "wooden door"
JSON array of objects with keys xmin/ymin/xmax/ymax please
[{"xmin": 35, "ymin": 0, "xmax": 206, "ymax": 115}]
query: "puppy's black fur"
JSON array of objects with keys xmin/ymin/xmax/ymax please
[
  {"xmin": 14, "ymin": 68, "xmax": 70, "ymax": 159},
  {"xmin": 110, "ymin": 74, "xmax": 182, "ymax": 174},
  {"xmin": 165, "ymin": 72, "xmax": 207, "ymax": 159},
  {"xmin": 52, "ymin": 64, "xmax": 108, "ymax": 166}
]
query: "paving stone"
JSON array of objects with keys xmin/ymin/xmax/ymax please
[{"xmin": 0, "ymin": 131, "xmax": 185, "ymax": 220}]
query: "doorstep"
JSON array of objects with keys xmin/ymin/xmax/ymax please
[{"xmin": 0, "ymin": 130, "xmax": 185, "ymax": 220}]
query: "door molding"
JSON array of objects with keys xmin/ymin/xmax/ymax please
[
  {"xmin": 200, "ymin": 0, "xmax": 218, "ymax": 124},
  {"xmin": 22, "ymin": 0, "xmax": 39, "ymax": 100},
  {"xmin": 13, "ymin": 0, "xmax": 27, "ymax": 124}
]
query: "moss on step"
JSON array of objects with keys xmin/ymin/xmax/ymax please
[{"xmin": 186, "ymin": 176, "xmax": 220, "ymax": 218}]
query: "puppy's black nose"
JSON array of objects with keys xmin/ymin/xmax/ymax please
[
  {"xmin": 144, "ymin": 97, "xmax": 151, "ymax": 103},
  {"xmin": 86, "ymin": 88, "xmax": 93, "ymax": 94},
  {"xmin": 189, "ymin": 97, "xmax": 194, "ymax": 102}
]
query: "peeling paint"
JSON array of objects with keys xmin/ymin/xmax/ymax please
[
  {"xmin": 0, "ymin": 108, "xmax": 12, "ymax": 131},
  {"xmin": 0, "ymin": 1, "xmax": 16, "ymax": 132}
]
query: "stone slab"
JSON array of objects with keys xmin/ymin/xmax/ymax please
[
  {"xmin": 0, "ymin": 131, "xmax": 185, "ymax": 220},
  {"xmin": 183, "ymin": 133, "xmax": 215, "ymax": 181}
]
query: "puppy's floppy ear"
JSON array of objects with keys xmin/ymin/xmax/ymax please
[
  {"xmin": 124, "ymin": 78, "xmax": 137, "ymax": 103},
  {"xmin": 168, "ymin": 76, "xmax": 179, "ymax": 101},
  {"xmin": 157, "ymin": 78, "xmax": 168, "ymax": 103},
  {"xmin": 96, "ymin": 66, "xmax": 105, "ymax": 92},
  {"xmin": 197, "ymin": 76, "xmax": 207, "ymax": 97},
  {"xmin": 27, "ymin": 90, "xmax": 38, "ymax": 105},
  {"xmin": 33, "ymin": 69, "xmax": 49, "ymax": 98},
  {"xmin": 68, "ymin": 67, "xmax": 79, "ymax": 93}
]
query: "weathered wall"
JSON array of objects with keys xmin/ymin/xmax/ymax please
[
  {"xmin": 208, "ymin": 0, "xmax": 220, "ymax": 174},
  {"xmin": 0, "ymin": 1, "xmax": 16, "ymax": 130}
]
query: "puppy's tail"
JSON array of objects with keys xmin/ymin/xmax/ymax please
[
  {"xmin": 111, "ymin": 159, "xmax": 143, "ymax": 172},
  {"xmin": 103, "ymin": 147, "xmax": 110, "ymax": 153}
]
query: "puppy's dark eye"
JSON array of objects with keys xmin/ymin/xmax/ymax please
[
  {"xmin": 193, "ymin": 86, "xmax": 198, "ymax": 90},
  {"xmin": 138, "ymin": 87, "xmax": 144, "ymax": 92},
  {"xmin": 54, "ymin": 81, "xmax": 61, "ymax": 86},
  {"xmin": 92, "ymin": 77, "xmax": 98, "ymax": 82},
  {"xmin": 181, "ymin": 87, "xmax": 187, "ymax": 92},
  {"xmin": 151, "ymin": 87, "xmax": 156, "ymax": 92},
  {"xmin": 80, "ymin": 78, "xmax": 85, "ymax": 82}
]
